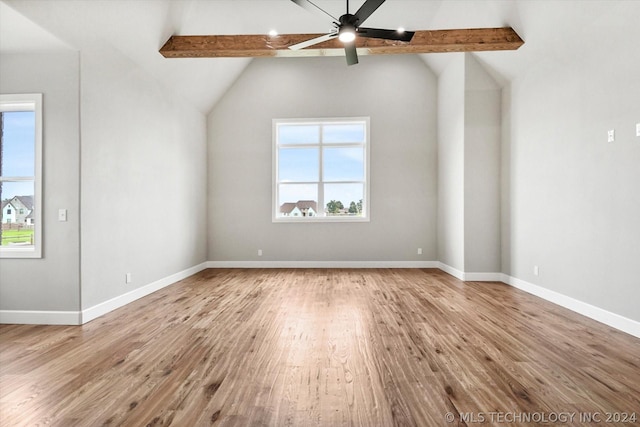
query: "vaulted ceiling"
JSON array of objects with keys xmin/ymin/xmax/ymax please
[{"xmin": 1, "ymin": 0, "xmax": 637, "ymax": 113}]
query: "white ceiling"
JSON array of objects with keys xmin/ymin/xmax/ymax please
[
  {"xmin": 0, "ymin": 2, "xmax": 73, "ymax": 52},
  {"xmin": 1, "ymin": 0, "xmax": 638, "ymax": 114}
]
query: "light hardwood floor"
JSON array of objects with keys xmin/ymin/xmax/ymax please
[{"xmin": 1, "ymin": 269, "xmax": 639, "ymax": 426}]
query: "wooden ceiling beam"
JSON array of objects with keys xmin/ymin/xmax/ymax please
[{"xmin": 159, "ymin": 27, "xmax": 523, "ymax": 59}]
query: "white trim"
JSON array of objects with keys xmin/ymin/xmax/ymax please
[
  {"xmin": 427, "ymin": 265, "xmax": 639, "ymax": 338},
  {"xmin": 272, "ymin": 117, "xmax": 370, "ymax": 223},
  {"xmin": 437, "ymin": 262, "xmax": 465, "ymax": 280},
  {"xmin": 81, "ymin": 262, "xmax": 208, "ymax": 324},
  {"xmin": 0, "ymin": 262, "xmax": 208, "ymax": 325},
  {"xmin": 436, "ymin": 264, "xmax": 503, "ymax": 282},
  {"xmin": 463, "ymin": 272, "xmax": 504, "ymax": 282},
  {"xmin": 3, "ymin": 262, "xmax": 637, "ymax": 338},
  {"xmin": 502, "ymin": 274, "xmax": 640, "ymax": 339},
  {"xmin": 0, "ymin": 310, "xmax": 81, "ymax": 325},
  {"xmin": 0, "ymin": 93, "xmax": 43, "ymax": 258},
  {"xmin": 207, "ymin": 261, "xmax": 439, "ymax": 269}
]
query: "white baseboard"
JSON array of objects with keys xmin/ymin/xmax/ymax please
[
  {"xmin": 436, "ymin": 263, "xmax": 503, "ymax": 282},
  {"xmin": 0, "ymin": 262, "xmax": 209, "ymax": 326},
  {"xmin": 437, "ymin": 262, "xmax": 465, "ymax": 280},
  {"xmin": 430, "ymin": 264, "xmax": 639, "ymax": 338},
  {"xmin": 0, "ymin": 310, "xmax": 81, "ymax": 325},
  {"xmin": 463, "ymin": 272, "xmax": 505, "ymax": 281},
  {"xmin": 3, "ymin": 261, "xmax": 638, "ymax": 338},
  {"xmin": 81, "ymin": 262, "xmax": 208, "ymax": 324},
  {"xmin": 206, "ymin": 261, "xmax": 439, "ymax": 269},
  {"xmin": 502, "ymin": 274, "xmax": 640, "ymax": 339}
]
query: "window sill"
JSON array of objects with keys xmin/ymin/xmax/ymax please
[
  {"xmin": 273, "ymin": 216, "xmax": 370, "ymax": 224},
  {"xmin": 0, "ymin": 247, "xmax": 42, "ymax": 259}
]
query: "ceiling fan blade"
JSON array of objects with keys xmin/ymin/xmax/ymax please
[
  {"xmin": 289, "ymin": 33, "xmax": 337, "ymax": 50},
  {"xmin": 344, "ymin": 42, "xmax": 358, "ymax": 65},
  {"xmin": 353, "ymin": 0, "xmax": 386, "ymax": 25},
  {"xmin": 290, "ymin": 0, "xmax": 338, "ymax": 22},
  {"xmin": 358, "ymin": 27, "xmax": 415, "ymax": 42}
]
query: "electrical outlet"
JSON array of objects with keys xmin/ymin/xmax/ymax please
[
  {"xmin": 607, "ymin": 129, "xmax": 615, "ymax": 142},
  {"xmin": 258, "ymin": 249, "xmax": 263, "ymax": 257},
  {"xmin": 636, "ymin": 123, "xmax": 640, "ymax": 137},
  {"xmin": 58, "ymin": 209, "xmax": 67, "ymax": 222},
  {"xmin": 125, "ymin": 273, "xmax": 132, "ymax": 284},
  {"xmin": 533, "ymin": 265, "xmax": 539, "ymax": 276},
  {"xmin": 417, "ymin": 248, "xmax": 422, "ymax": 255}
]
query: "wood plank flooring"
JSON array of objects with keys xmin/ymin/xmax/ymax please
[{"xmin": 1, "ymin": 269, "xmax": 639, "ymax": 426}]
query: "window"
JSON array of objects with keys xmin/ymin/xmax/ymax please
[
  {"xmin": 273, "ymin": 118, "xmax": 369, "ymax": 222},
  {"xmin": 1, "ymin": 93, "xmax": 43, "ymax": 258}
]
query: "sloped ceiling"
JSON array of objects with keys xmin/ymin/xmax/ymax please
[
  {"xmin": 1, "ymin": 0, "xmax": 637, "ymax": 113},
  {"xmin": 0, "ymin": 2, "xmax": 73, "ymax": 52}
]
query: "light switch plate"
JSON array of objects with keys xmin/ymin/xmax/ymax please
[
  {"xmin": 636, "ymin": 123, "xmax": 640, "ymax": 137},
  {"xmin": 607, "ymin": 129, "xmax": 615, "ymax": 142},
  {"xmin": 58, "ymin": 209, "xmax": 67, "ymax": 221}
]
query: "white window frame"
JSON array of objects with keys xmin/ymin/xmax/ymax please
[
  {"xmin": 0, "ymin": 93, "xmax": 43, "ymax": 258},
  {"xmin": 272, "ymin": 117, "xmax": 370, "ymax": 223}
]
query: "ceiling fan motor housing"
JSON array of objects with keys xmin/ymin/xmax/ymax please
[
  {"xmin": 339, "ymin": 13, "xmax": 359, "ymax": 27},
  {"xmin": 338, "ymin": 14, "xmax": 358, "ymax": 42}
]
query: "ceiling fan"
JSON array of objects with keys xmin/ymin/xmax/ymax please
[
  {"xmin": 159, "ymin": 0, "xmax": 523, "ymax": 63},
  {"xmin": 288, "ymin": 0, "xmax": 415, "ymax": 65}
]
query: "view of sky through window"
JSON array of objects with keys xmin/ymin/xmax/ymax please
[
  {"xmin": 275, "ymin": 119, "xmax": 368, "ymax": 220},
  {"xmin": 1, "ymin": 109, "xmax": 37, "ymax": 250},
  {"xmin": 1, "ymin": 94, "xmax": 42, "ymax": 256},
  {"xmin": 1, "ymin": 111, "xmax": 36, "ymax": 198}
]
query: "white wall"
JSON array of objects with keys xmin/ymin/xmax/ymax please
[
  {"xmin": 208, "ymin": 56, "xmax": 437, "ymax": 263},
  {"xmin": 500, "ymin": 86, "xmax": 512, "ymax": 276},
  {"xmin": 437, "ymin": 54, "xmax": 502, "ymax": 275},
  {"xmin": 437, "ymin": 55, "xmax": 465, "ymax": 271},
  {"xmin": 464, "ymin": 55, "xmax": 501, "ymax": 273},
  {"xmin": 0, "ymin": 46, "xmax": 208, "ymax": 321},
  {"xmin": 79, "ymin": 45, "xmax": 208, "ymax": 309},
  {"xmin": 0, "ymin": 52, "xmax": 81, "ymax": 313},
  {"xmin": 506, "ymin": 12, "xmax": 640, "ymax": 321}
]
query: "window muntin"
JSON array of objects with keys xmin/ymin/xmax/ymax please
[
  {"xmin": 1, "ymin": 93, "xmax": 43, "ymax": 258},
  {"xmin": 273, "ymin": 118, "xmax": 369, "ymax": 222}
]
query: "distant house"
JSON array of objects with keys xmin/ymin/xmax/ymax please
[
  {"xmin": 280, "ymin": 200, "xmax": 317, "ymax": 217},
  {"xmin": 1, "ymin": 195, "xmax": 35, "ymax": 226}
]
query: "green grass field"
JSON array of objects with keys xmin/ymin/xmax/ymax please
[{"xmin": 1, "ymin": 229, "xmax": 34, "ymax": 246}]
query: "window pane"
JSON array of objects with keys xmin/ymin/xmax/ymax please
[
  {"xmin": 323, "ymin": 123, "xmax": 365, "ymax": 143},
  {"xmin": 1, "ymin": 181, "xmax": 35, "ymax": 247},
  {"xmin": 278, "ymin": 148, "xmax": 319, "ymax": 182},
  {"xmin": 324, "ymin": 183, "xmax": 364, "ymax": 216},
  {"xmin": 273, "ymin": 118, "xmax": 369, "ymax": 222},
  {"xmin": 1, "ymin": 111, "xmax": 36, "ymax": 177},
  {"xmin": 323, "ymin": 147, "xmax": 364, "ymax": 182},
  {"xmin": 278, "ymin": 184, "xmax": 318, "ymax": 217},
  {"xmin": 278, "ymin": 124, "xmax": 320, "ymax": 145}
]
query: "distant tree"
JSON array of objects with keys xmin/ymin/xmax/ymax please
[
  {"xmin": 326, "ymin": 200, "xmax": 344, "ymax": 214},
  {"xmin": 357, "ymin": 199, "xmax": 363, "ymax": 214},
  {"xmin": 349, "ymin": 201, "xmax": 358, "ymax": 214}
]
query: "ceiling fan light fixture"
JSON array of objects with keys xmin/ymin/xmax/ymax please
[{"xmin": 338, "ymin": 26, "xmax": 356, "ymax": 43}]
